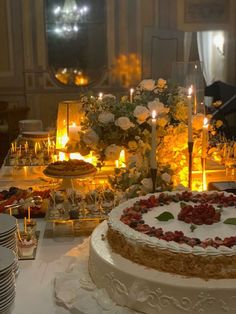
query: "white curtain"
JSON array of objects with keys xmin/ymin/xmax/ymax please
[
  {"xmin": 197, "ymin": 30, "xmax": 227, "ymax": 85},
  {"xmin": 184, "ymin": 32, "xmax": 193, "ymax": 64}
]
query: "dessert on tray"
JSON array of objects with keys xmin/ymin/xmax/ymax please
[
  {"xmin": 43, "ymin": 159, "xmax": 97, "ymax": 177},
  {"xmin": 18, "ymin": 235, "xmax": 37, "ymax": 257}
]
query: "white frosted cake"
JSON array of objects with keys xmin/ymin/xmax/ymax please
[{"xmin": 89, "ymin": 191, "xmax": 236, "ymax": 314}]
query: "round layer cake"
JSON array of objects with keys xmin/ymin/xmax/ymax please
[
  {"xmin": 43, "ymin": 159, "xmax": 97, "ymax": 177},
  {"xmin": 107, "ymin": 191, "xmax": 236, "ymax": 280},
  {"xmin": 89, "ymin": 220, "xmax": 236, "ymax": 314}
]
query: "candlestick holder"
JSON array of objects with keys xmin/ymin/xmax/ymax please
[
  {"xmin": 188, "ymin": 141, "xmax": 194, "ymax": 190},
  {"xmin": 150, "ymin": 168, "xmax": 157, "ymax": 193},
  {"xmin": 201, "ymin": 157, "xmax": 207, "ymax": 191}
]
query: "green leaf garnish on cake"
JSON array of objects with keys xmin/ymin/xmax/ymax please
[
  {"xmin": 180, "ymin": 202, "xmax": 187, "ymax": 209},
  {"xmin": 223, "ymin": 218, "xmax": 236, "ymax": 225},
  {"xmin": 190, "ymin": 224, "xmax": 197, "ymax": 232},
  {"xmin": 156, "ymin": 211, "xmax": 174, "ymax": 221}
]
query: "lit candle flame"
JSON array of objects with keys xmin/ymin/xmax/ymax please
[
  {"xmin": 130, "ymin": 88, "xmax": 134, "ymax": 102},
  {"xmin": 188, "ymin": 86, "xmax": 193, "ymax": 97},
  {"xmin": 152, "ymin": 110, "xmax": 156, "ymax": 119},
  {"xmin": 98, "ymin": 92, "xmax": 103, "ymax": 100},
  {"xmin": 203, "ymin": 117, "xmax": 209, "ymax": 128}
]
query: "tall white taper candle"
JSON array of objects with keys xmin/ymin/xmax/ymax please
[
  {"xmin": 150, "ymin": 110, "xmax": 157, "ymax": 169},
  {"xmin": 202, "ymin": 117, "xmax": 209, "ymax": 158},
  {"xmin": 187, "ymin": 86, "xmax": 193, "ymax": 142}
]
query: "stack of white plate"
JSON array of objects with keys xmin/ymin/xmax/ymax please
[
  {"xmin": 0, "ymin": 214, "xmax": 19, "ymax": 275},
  {"xmin": 0, "ymin": 246, "xmax": 16, "ymax": 313},
  {"xmin": 19, "ymin": 119, "xmax": 43, "ymax": 132}
]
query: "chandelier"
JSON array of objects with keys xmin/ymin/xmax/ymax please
[{"xmin": 53, "ymin": 0, "xmax": 89, "ymax": 37}]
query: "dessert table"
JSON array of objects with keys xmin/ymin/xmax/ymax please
[{"xmin": 0, "ymin": 159, "xmax": 235, "ymax": 314}]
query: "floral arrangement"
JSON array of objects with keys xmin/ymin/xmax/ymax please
[{"xmin": 77, "ymin": 78, "xmax": 223, "ymax": 196}]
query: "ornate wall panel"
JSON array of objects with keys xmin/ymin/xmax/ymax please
[
  {"xmin": 143, "ymin": 29, "xmax": 184, "ymax": 79},
  {"xmin": 0, "ymin": 0, "xmax": 235, "ymax": 129},
  {"xmin": 0, "ymin": 0, "xmax": 24, "ymax": 90}
]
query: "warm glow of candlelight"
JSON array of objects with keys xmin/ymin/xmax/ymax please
[
  {"xmin": 17, "ymin": 222, "xmax": 22, "ymax": 241},
  {"xmin": 69, "ymin": 122, "xmax": 80, "ymax": 141},
  {"xmin": 152, "ymin": 110, "xmax": 157, "ymax": 119},
  {"xmin": 129, "ymin": 88, "xmax": 134, "ymax": 103},
  {"xmin": 23, "ymin": 166, "xmax": 27, "ymax": 178},
  {"xmin": 188, "ymin": 86, "xmax": 193, "ymax": 97},
  {"xmin": 57, "ymin": 150, "xmax": 97, "ymax": 166},
  {"xmin": 98, "ymin": 92, "xmax": 103, "ymax": 100},
  {"xmin": 11, "ymin": 142, "xmax": 14, "ymax": 153},
  {"xmin": 60, "ymin": 134, "xmax": 69, "ymax": 147},
  {"xmin": 24, "ymin": 217, "xmax": 27, "ymax": 233},
  {"xmin": 70, "ymin": 152, "xmax": 97, "ymax": 166},
  {"xmin": 115, "ymin": 160, "xmax": 119, "ymax": 168},
  {"xmin": 150, "ymin": 110, "xmax": 157, "ymax": 169},
  {"xmin": 202, "ymin": 116, "xmax": 209, "ymax": 159},
  {"xmin": 24, "ymin": 141, "xmax": 28, "ymax": 154},
  {"xmin": 202, "ymin": 168, "xmax": 207, "ymax": 191},
  {"xmin": 115, "ymin": 150, "xmax": 126, "ymax": 168},
  {"xmin": 28, "ymin": 206, "xmax": 31, "ymax": 222},
  {"xmin": 203, "ymin": 117, "xmax": 209, "ymax": 128},
  {"xmin": 59, "ymin": 152, "xmax": 66, "ymax": 161},
  {"xmin": 187, "ymin": 86, "xmax": 193, "ymax": 142},
  {"xmin": 34, "ymin": 142, "xmax": 38, "ymax": 155},
  {"xmin": 119, "ymin": 149, "xmax": 126, "ymax": 167}
]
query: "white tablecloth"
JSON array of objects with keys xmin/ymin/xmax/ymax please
[
  {"xmin": 11, "ymin": 220, "xmax": 137, "ymax": 314},
  {"xmin": 12, "ymin": 220, "xmax": 83, "ymax": 314}
]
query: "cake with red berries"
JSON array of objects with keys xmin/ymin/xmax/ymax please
[
  {"xmin": 106, "ymin": 191, "xmax": 236, "ymax": 280},
  {"xmin": 89, "ymin": 191, "xmax": 236, "ymax": 314}
]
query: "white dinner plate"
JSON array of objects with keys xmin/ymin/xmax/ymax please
[
  {"xmin": 0, "ymin": 275, "xmax": 14, "ymax": 290},
  {"xmin": 0, "ymin": 271, "xmax": 13, "ymax": 287},
  {"xmin": 0, "ymin": 233, "xmax": 16, "ymax": 243},
  {"xmin": 21, "ymin": 131, "xmax": 50, "ymax": 138},
  {"xmin": 0, "ymin": 291, "xmax": 15, "ymax": 311},
  {"xmin": 0, "ymin": 285, "xmax": 15, "ymax": 300},
  {"xmin": 0, "ymin": 247, "xmax": 15, "ymax": 274},
  {"xmin": 0, "ymin": 214, "xmax": 16, "ymax": 236},
  {"xmin": 0, "ymin": 229, "xmax": 16, "ymax": 240}
]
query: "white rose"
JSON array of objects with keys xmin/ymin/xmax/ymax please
[
  {"xmin": 98, "ymin": 111, "xmax": 115, "ymax": 124},
  {"xmin": 82, "ymin": 128, "xmax": 99, "ymax": 147},
  {"xmin": 157, "ymin": 78, "xmax": 167, "ymax": 89},
  {"xmin": 139, "ymin": 79, "xmax": 156, "ymax": 91},
  {"xmin": 148, "ymin": 98, "xmax": 169, "ymax": 115},
  {"xmin": 178, "ymin": 87, "xmax": 187, "ymax": 99},
  {"xmin": 161, "ymin": 172, "xmax": 172, "ymax": 183},
  {"xmin": 115, "ymin": 117, "xmax": 135, "ymax": 131},
  {"xmin": 103, "ymin": 94, "xmax": 116, "ymax": 99},
  {"xmin": 133, "ymin": 105, "xmax": 150, "ymax": 124},
  {"xmin": 105, "ymin": 144, "xmax": 121, "ymax": 161},
  {"xmin": 141, "ymin": 178, "xmax": 153, "ymax": 192}
]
